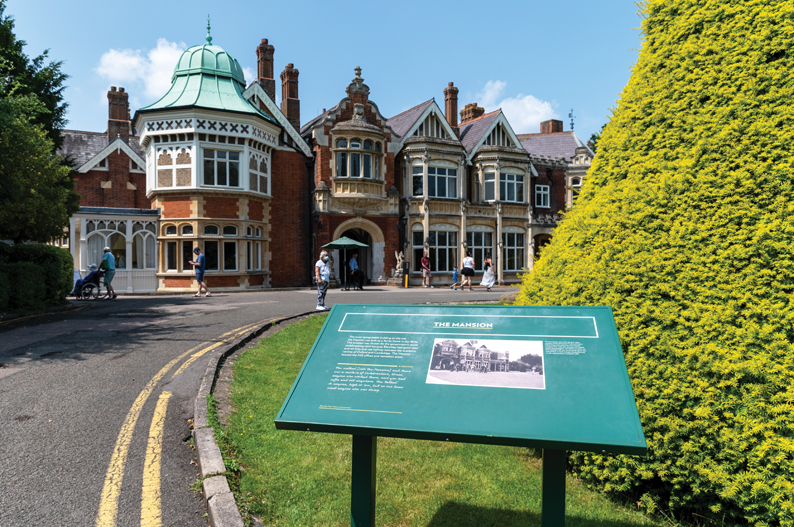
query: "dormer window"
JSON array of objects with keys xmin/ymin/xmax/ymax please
[{"xmin": 333, "ymin": 136, "xmax": 382, "ymax": 179}]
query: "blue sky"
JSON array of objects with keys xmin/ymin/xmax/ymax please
[{"xmin": 8, "ymin": 0, "xmax": 642, "ymax": 143}]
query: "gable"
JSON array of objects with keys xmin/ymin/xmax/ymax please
[
  {"xmin": 466, "ymin": 112, "xmax": 526, "ymax": 163},
  {"xmin": 400, "ymin": 101, "xmax": 460, "ymax": 147},
  {"xmin": 242, "ymin": 83, "xmax": 312, "ymax": 156},
  {"xmin": 78, "ymin": 137, "xmax": 146, "ymax": 173}
]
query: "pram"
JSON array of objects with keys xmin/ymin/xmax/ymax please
[{"xmin": 71, "ymin": 264, "xmax": 106, "ymax": 300}]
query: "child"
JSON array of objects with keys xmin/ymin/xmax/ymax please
[{"xmin": 450, "ymin": 266, "xmax": 459, "ymax": 290}]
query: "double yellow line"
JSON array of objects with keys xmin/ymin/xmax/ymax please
[{"xmin": 95, "ymin": 321, "xmax": 264, "ymax": 527}]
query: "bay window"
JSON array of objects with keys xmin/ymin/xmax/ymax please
[
  {"xmin": 334, "ymin": 137, "xmax": 383, "ymax": 179},
  {"xmin": 203, "ymin": 149, "xmax": 240, "ymax": 187},
  {"xmin": 428, "ymin": 167, "xmax": 457, "ymax": 198},
  {"xmin": 484, "ymin": 172, "xmax": 496, "ymax": 201},
  {"xmin": 499, "ymin": 173, "xmax": 524, "ymax": 202},
  {"xmin": 412, "ymin": 230, "xmax": 457, "ymax": 272},
  {"xmin": 466, "ymin": 231, "xmax": 494, "ymax": 271},
  {"xmin": 502, "ymin": 232, "xmax": 525, "ymax": 271}
]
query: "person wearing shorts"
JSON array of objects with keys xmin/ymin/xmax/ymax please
[
  {"xmin": 461, "ymin": 251, "xmax": 475, "ymax": 291},
  {"xmin": 188, "ymin": 247, "xmax": 210, "ymax": 297},
  {"xmin": 421, "ymin": 252, "xmax": 433, "ymax": 288},
  {"xmin": 102, "ymin": 247, "xmax": 117, "ymax": 299}
]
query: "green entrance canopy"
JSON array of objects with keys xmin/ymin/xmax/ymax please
[{"xmin": 322, "ymin": 237, "xmax": 369, "ymax": 250}]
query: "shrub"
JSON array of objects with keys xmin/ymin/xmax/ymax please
[
  {"xmin": 1, "ymin": 262, "xmax": 46, "ymax": 312},
  {"xmin": 516, "ymin": 1, "xmax": 794, "ymax": 525},
  {"xmin": 0, "ymin": 242, "xmax": 73, "ymax": 311},
  {"xmin": 0, "ymin": 265, "xmax": 8, "ymax": 312}
]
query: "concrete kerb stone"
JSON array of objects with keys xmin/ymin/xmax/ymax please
[{"xmin": 193, "ymin": 310, "xmax": 318, "ymax": 527}]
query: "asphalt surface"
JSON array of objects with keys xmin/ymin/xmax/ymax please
[{"xmin": 0, "ymin": 285, "xmax": 517, "ymax": 526}]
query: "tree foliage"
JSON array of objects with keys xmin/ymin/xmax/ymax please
[
  {"xmin": 0, "ymin": 78, "xmax": 79, "ymax": 243},
  {"xmin": 516, "ymin": 1, "xmax": 794, "ymax": 524},
  {"xmin": 0, "ymin": 0, "xmax": 68, "ymax": 151}
]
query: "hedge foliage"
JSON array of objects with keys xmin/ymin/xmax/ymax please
[
  {"xmin": 0, "ymin": 242, "xmax": 73, "ymax": 313},
  {"xmin": 516, "ymin": 1, "xmax": 794, "ymax": 525}
]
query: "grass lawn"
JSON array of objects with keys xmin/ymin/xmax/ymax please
[{"xmin": 220, "ymin": 314, "xmax": 663, "ymax": 527}]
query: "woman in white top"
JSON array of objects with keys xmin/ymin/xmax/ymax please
[
  {"xmin": 480, "ymin": 252, "xmax": 495, "ymax": 291},
  {"xmin": 461, "ymin": 251, "xmax": 475, "ymax": 291}
]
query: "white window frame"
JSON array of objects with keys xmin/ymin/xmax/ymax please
[
  {"xmin": 502, "ymin": 232, "xmax": 525, "ymax": 272},
  {"xmin": 466, "ymin": 231, "xmax": 494, "ymax": 273},
  {"xmin": 334, "ymin": 137, "xmax": 382, "ymax": 179},
  {"xmin": 499, "ymin": 173, "xmax": 525, "ymax": 203},
  {"xmin": 484, "ymin": 172, "xmax": 496, "ymax": 202},
  {"xmin": 427, "ymin": 167, "xmax": 457, "ymax": 199},
  {"xmin": 203, "ymin": 148, "xmax": 242, "ymax": 188},
  {"xmin": 535, "ymin": 185, "xmax": 550, "ymax": 208}
]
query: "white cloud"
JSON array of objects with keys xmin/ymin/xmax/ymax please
[
  {"xmin": 95, "ymin": 39, "xmax": 187, "ymax": 101},
  {"xmin": 242, "ymin": 67, "xmax": 256, "ymax": 87},
  {"xmin": 476, "ymin": 80, "xmax": 557, "ymax": 134}
]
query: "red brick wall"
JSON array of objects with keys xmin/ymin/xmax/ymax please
[
  {"xmin": 162, "ymin": 197, "xmax": 192, "ymax": 219},
  {"xmin": 71, "ymin": 150, "xmax": 148, "ymax": 209},
  {"xmin": 270, "ymin": 150, "xmax": 310, "ymax": 287},
  {"xmin": 206, "ymin": 275, "xmax": 240, "ymax": 288},
  {"xmin": 249, "ymin": 200, "xmax": 264, "ymax": 222},
  {"xmin": 532, "ymin": 166, "xmax": 567, "ymax": 213},
  {"xmin": 204, "ymin": 197, "xmax": 239, "ymax": 219},
  {"xmin": 249, "ymin": 274, "xmax": 265, "ymax": 286},
  {"xmin": 164, "ymin": 278, "xmax": 192, "ymax": 288}
]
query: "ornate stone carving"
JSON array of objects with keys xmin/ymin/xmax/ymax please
[
  {"xmin": 176, "ymin": 149, "xmax": 191, "ymax": 164},
  {"xmin": 394, "ymin": 251, "xmax": 405, "ymax": 278},
  {"xmin": 158, "ymin": 151, "xmax": 173, "ymax": 166},
  {"xmin": 423, "ymin": 199, "xmax": 429, "ymax": 214},
  {"xmin": 460, "ymin": 201, "xmax": 467, "ymax": 214}
]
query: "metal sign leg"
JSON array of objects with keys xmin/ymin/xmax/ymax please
[
  {"xmin": 541, "ymin": 448, "xmax": 566, "ymax": 526},
  {"xmin": 351, "ymin": 435, "xmax": 377, "ymax": 527}
]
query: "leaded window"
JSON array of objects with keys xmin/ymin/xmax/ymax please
[{"xmin": 502, "ymin": 233, "xmax": 525, "ymax": 271}]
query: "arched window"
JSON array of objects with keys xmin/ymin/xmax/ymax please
[
  {"xmin": 571, "ymin": 178, "xmax": 581, "ymax": 187},
  {"xmin": 182, "ymin": 225, "xmax": 193, "ymax": 235},
  {"xmin": 334, "ymin": 137, "xmax": 383, "ymax": 179},
  {"xmin": 204, "ymin": 225, "xmax": 219, "ymax": 236},
  {"xmin": 255, "ymin": 227, "xmax": 262, "ymax": 237},
  {"xmin": 246, "ymin": 226, "xmax": 252, "ymax": 237},
  {"xmin": 222, "ymin": 226, "xmax": 237, "ymax": 236},
  {"xmin": 165, "ymin": 225, "xmax": 177, "ymax": 236},
  {"xmin": 132, "ymin": 232, "xmax": 157, "ymax": 269}
]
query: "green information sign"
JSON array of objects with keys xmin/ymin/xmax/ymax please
[{"xmin": 276, "ymin": 304, "xmax": 646, "ymax": 526}]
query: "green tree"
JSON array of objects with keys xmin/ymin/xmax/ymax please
[
  {"xmin": 586, "ymin": 124, "xmax": 605, "ymax": 154},
  {"xmin": 516, "ymin": 1, "xmax": 794, "ymax": 525},
  {"xmin": 0, "ymin": 0, "xmax": 68, "ymax": 151},
  {"xmin": 0, "ymin": 76, "xmax": 79, "ymax": 243}
]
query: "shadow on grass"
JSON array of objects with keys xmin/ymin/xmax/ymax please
[{"xmin": 427, "ymin": 501, "xmax": 653, "ymax": 527}]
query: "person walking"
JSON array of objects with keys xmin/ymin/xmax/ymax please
[
  {"xmin": 421, "ymin": 251, "xmax": 433, "ymax": 288},
  {"xmin": 461, "ymin": 251, "xmax": 475, "ymax": 291},
  {"xmin": 188, "ymin": 247, "xmax": 210, "ymax": 297},
  {"xmin": 450, "ymin": 265, "xmax": 459, "ymax": 290},
  {"xmin": 480, "ymin": 252, "xmax": 495, "ymax": 292},
  {"xmin": 101, "ymin": 247, "xmax": 117, "ymax": 299},
  {"xmin": 349, "ymin": 252, "xmax": 364, "ymax": 291},
  {"xmin": 315, "ymin": 250, "xmax": 331, "ymax": 310}
]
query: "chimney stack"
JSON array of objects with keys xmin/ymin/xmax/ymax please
[
  {"xmin": 443, "ymin": 82, "xmax": 459, "ymax": 137},
  {"xmin": 459, "ymin": 103, "xmax": 485, "ymax": 124},
  {"xmin": 540, "ymin": 119, "xmax": 563, "ymax": 134},
  {"xmin": 280, "ymin": 63, "xmax": 300, "ymax": 130},
  {"xmin": 256, "ymin": 38, "xmax": 276, "ymax": 102},
  {"xmin": 107, "ymin": 86, "xmax": 131, "ymax": 142}
]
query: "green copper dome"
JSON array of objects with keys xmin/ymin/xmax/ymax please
[
  {"xmin": 139, "ymin": 27, "xmax": 274, "ymax": 123},
  {"xmin": 171, "ymin": 43, "xmax": 246, "ymax": 85}
]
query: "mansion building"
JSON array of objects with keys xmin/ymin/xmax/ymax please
[{"xmin": 58, "ymin": 30, "xmax": 592, "ymax": 293}]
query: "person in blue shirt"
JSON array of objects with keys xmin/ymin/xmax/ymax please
[
  {"xmin": 188, "ymin": 246, "xmax": 211, "ymax": 297},
  {"xmin": 349, "ymin": 252, "xmax": 364, "ymax": 291},
  {"xmin": 450, "ymin": 266, "xmax": 459, "ymax": 290},
  {"xmin": 102, "ymin": 247, "xmax": 117, "ymax": 299},
  {"xmin": 315, "ymin": 250, "xmax": 331, "ymax": 310}
]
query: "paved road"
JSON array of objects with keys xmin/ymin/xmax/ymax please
[{"xmin": 0, "ymin": 285, "xmax": 517, "ymax": 526}]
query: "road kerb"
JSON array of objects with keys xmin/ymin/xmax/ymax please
[{"xmin": 192, "ymin": 311, "xmax": 317, "ymax": 527}]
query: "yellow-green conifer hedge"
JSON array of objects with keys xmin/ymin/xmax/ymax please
[{"xmin": 516, "ymin": 1, "xmax": 794, "ymax": 524}]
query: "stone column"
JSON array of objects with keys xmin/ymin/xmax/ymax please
[
  {"xmin": 69, "ymin": 217, "xmax": 77, "ymax": 270},
  {"xmin": 526, "ymin": 226, "xmax": 535, "ymax": 272},
  {"xmin": 79, "ymin": 217, "xmax": 87, "ymax": 272},
  {"xmin": 126, "ymin": 219, "xmax": 133, "ymax": 292},
  {"xmin": 459, "ymin": 201, "xmax": 467, "ymax": 267},
  {"xmin": 477, "ymin": 161, "xmax": 484, "ymax": 203},
  {"xmin": 372, "ymin": 241, "xmax": 385, "ymax": 282},
  {"xmin": 422, "ymin": 154, "xmax": 430, "ymax": 253},
  {"xmin": 495, "ymin": 162, "xmax": 504, "ymax": 285},
  {"xmin": 496, "ymin": 202, "xmax": 504, "ymax": 285}
]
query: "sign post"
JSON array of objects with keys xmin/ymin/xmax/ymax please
[{"xmin": 276, "ymin": 304, "xmax": 646, "ymax": 525}]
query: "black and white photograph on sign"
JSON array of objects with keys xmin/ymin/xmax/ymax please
[{"xmin": 425, "ymin": 338, "xmax": 545, "ymax": 389}]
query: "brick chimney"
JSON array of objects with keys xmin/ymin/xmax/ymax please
[
  {"xmin": 443, "ymin": 82, "xmax": 459, "ymax": 136},
  {"xmin": 460, "ymin": 103, "xmax": 485, "ymax": 124},
  {"xmin": 540, "ymin": 119, "xmax": 563, "ymax": 134},
  {"xmin": 256, "ymin": 38, "xmax": 276, "ymax": 102},
  {"xmin": 280, "ymin": 63, "xmax": 300, "ymax": 130},
  {"xmin": 107, "ymin": 86, "xmax": 130, "ymax": 142}
]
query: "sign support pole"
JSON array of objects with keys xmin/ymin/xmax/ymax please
[
  {"xmin": 541, "ymin": 448, "xmax": 566, "ymax": 526},
  {"xmin": 350, "ymin": 435, "xmax": 377, "ymax": 527}
]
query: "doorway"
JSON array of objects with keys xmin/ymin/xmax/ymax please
[{"xmin": 341, "ymin": 228, "xmax": 372, "ymax": 286}]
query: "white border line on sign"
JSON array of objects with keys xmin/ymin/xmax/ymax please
[{"xmin": 338, "ymin": 313, "xmax": 599, "ymax": 339}]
